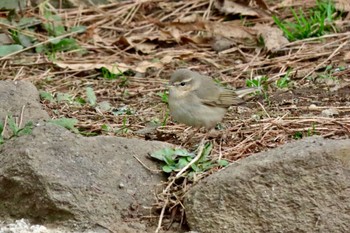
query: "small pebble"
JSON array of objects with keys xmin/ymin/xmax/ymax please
[
  {"xmin": 309, "ymin": 104, "xmax": 318, "ymax": 110},
  {"xmin": 321, "ymin": 108, "xmax": 339, "ymax": 117}
]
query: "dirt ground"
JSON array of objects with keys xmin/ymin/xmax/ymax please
[{"xmin": 1, "ymin": 0, "xmax": 350, "ymax": 231}]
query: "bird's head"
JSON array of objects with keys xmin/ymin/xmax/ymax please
[{"xmin": 168, "ymin": 69, "xmax": 201, "ymax": 98}]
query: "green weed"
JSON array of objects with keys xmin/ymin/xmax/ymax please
[
  {"xmin": 157, "ymin": 91, "xmax": 169, "ymax": 104},
  {"xmin": 0, "ymin": 116, "xmax": 34, "ymax": 144},
  {"xmin": 246, "ymin": 75, "xmax": 269, "ymax": 103},
  {"xmin": 276, "ymin": 69, "xmax": 292, "ymax": 89},
  {"xmin": 273, "ymin": 0, "xmax": 339, "ymax": 41},
  {"xmin": 86, "ymin": 87, "xmax": 97, "ymax": 107},
  {"xmin": 150, "ymin": 142, "xmax": 229, "ymax": 177},
  {"xmin": 100, "ymin": 67, "xmax": 130, "ymax": 87},
  {"xmin": 49, "ymin": 117, "xmax": 79, "ymax": 133},
  {"xmin": 293, "ymin": 123, "xmax": 317, "ymax": 139},
  {"xmin": 115, "ymin": 116, "xmax": 130, "ymax": 134}
]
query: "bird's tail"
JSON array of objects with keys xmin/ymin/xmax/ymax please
[{"xmin": 235, "ymin": 87, "xmax": 261, "ymax": 98}]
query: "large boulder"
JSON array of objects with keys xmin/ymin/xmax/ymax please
[
  {"xmin": 0, "ymin": 123, "xmax": 168, "ymax": 232},
  {"xmin": 0, "ymin": 81, "xmax": 49, "ymax": 124},
  {"xmin": 184, "ymin": 137, "xmax": 350, "ymax": 233}
]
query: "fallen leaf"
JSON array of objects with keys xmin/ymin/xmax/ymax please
[
  {"xmin": 53, "ymin": 49, "xmax": 193, "ymax": 74},
  {"xmin": 54, "ymin": 62, "xmax": 131, "ymax": 73},
  {"xmin": 175, "ymin": 14, "xmax": 200, "ymax": 23},
  {"xmin": 116, "ymin": 35, "xmax": 157, "ymax": 54},
  {"xmin": 255, "ymin": 0, "xmax": 270, "ymax": 10},
  {"xmin": 208, "ymin": 22, "xmax": 255, "ymax": 39},
  {"xmin": 254, "ymin": 24, "xmax": 289, "ymax": 51},
  {"xmin": 167, "ymin": 27, "xmax": 182, "ymax": 43},
  {"xmin": 335, "ymin": 0, "xmax": 350, "ymax": 12},
  {"xmin": 344, "ymin": 51, "xmax": 350, "ymax": 60},
  {"xmin": 0, "ymin": 33, "xmax": 13, "ymax": 45},
  {"xmin": 214, "ymin": 0, "xmax": 260, "ymax": 17}
]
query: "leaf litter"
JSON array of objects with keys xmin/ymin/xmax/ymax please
[{"xmin": 0, "ymin": 0, "xmax": 350, "ymax": 231}]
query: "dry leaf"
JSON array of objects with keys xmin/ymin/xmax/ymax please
[
  {"xmin": 208, "ymin": 22, "xmax": 255, "ymax": 39},
  {"xmin": 54, "ymin": 61, "xmax": 162, "ymax": 74},
  {"xmin": 0, "ymin": 33, "xmax": 13, "ymax": 45},
  {"xmin": 344, "ymin": 51, "xmax": 350, "ymax": 60},
  {"xmin": 54, "ymin": 62, "xmax": 131, "ymax": 73},
  {"xmin": 214, "ymin": 0, "xmax": 266, "ymax": 17},
  {"xmin": 167, "ymin": 27, "xmax": 182, "ymax": 43},
  {"xmin": 255, "ymin": 0, "xmax": 270, "ymax": 10},
  {"xmin": 254, "ymin": 24, "xmax": 289, "ymax": 51},
  {"xmin": 116, "ymin": 35, "xmax": 157, "ymax": 54},
  {"xmin": 335, "ymin": 0, "xmax": 350, "ymax": 12},
  {"xmin": 164, "ymin": 21, "xmax": 206, "ymax": 32},
  {"xmin": 53, "ymin": 50, "xmax": 194, "ymax": 74},
  {"xmin": 175, "ymin": 14, "xmax": 200, "ymax": 23}
]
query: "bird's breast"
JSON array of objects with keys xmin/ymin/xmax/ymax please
[{"xmin": 169, "ymin": 93, "xmax": 227, "ymax": 129}]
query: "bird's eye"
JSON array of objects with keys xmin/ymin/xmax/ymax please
[{"xmin": 180, "ymin": 82, "xmax": 186, "ymax": 86}]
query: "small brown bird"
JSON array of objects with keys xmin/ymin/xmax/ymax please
[{"xmin": 168, "ymin": 69, "xmax": 257, "ymax": 129}]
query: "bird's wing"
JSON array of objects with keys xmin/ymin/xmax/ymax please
[{"xmin": 193, "ymin": 78, "xmax": 242, "ymax": 107}]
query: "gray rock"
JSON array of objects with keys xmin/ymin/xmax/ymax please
[
  {"xmin": 0, "ymin": 81, "xmax": 49, "ymax": 124},
  {"xmin": 184, "ymin": 137, "xmax": 350, "ymax": 233},
  {"xmin": 0, "ymin": 123, "xmax": 168, "ymax": 231}
]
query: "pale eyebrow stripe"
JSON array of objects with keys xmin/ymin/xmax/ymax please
[{"xmin": 174, "ymin": 78, "xmax": 192, "ymax": 85}]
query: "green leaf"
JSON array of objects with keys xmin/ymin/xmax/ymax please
[
  {"xmin": 70, "ymin": 26, "xmax": 86, "ymax": 33},
  {"xmin": 162, "ymin": 165, "xmax": 174, "ymax": 173},
  {"xmin": 157, "ymin": 91, "xmax": 169, "ymax": 104},
  {"xmin": 53, "ymin": 38, "xmax": 80, "ymax": 51},
  {"xmin": 49, "ymin": 118, "xmax": 79, "ymax": 133},
  {"xmin": 190, "ymin": 163, "xmax": 200, "ymax": 172},
  {"xmin": 7, "ymin": 116, "xmax": 19, "ymax": 135},
  {"xmin": 17, "ymin": 33, "xmax": 33, "ymax": 47},
  {"xmin": 199, "ymin": 142, "xmax": 212, "ymax": 162},
  {"xmin": 74, "ymin": 96, "xmax": 86, "ymax": 105},
  {"xmin": 101, "ymin": 124, "xmax": 110, "ymax": 132},
  {"xmin": 0, "ymin": 44, "xmax": 23, "ymax": 57},
  {"xmin": 40, "ymin": 91, "xmax": 55, "ymax": 102},
  {"xmin": 17, "ymin": 17, "xmax": 41, "ymax": 28},
  {"xmin": 218, "ymin": 159, "xmax": 229, "ymax": 167},
  {"xmin": 201, "ymin": 161, "xmax": 214, "ymax": 171},
  {"xmin": 86, "ymin": 87, "xmax": 97, "ymax": 106},
  {"xmin": 35, "ymin": 44, "xmax": 44, "ymax": 53},
  {"xmin": 56, "ymin": 92, "xmax": 73, "ymax": 103},
  {"xmin": 150, "ymin": 150, "xmax": 165, "ymax": 161},
  {"xmin": 163, "ymin": 153, "xmax": 176, "ymax": 166},
  {"xmin": 150, "ymin": 148, "xmax": 174, "ymax": 161},
  {"xmin": 177, "ymin": 157, "xmax": 189, "ymax": 170},
  {"xmin": 174, "ymin": 148, "xmax": 192, "ymax": 157},
  {"xmin": 96, "ymin": 101, "xmax": 112, "ymax": 112},
  {"xmin": 17, "ymin": 121, "xmax": 33, "ymax": 136}
]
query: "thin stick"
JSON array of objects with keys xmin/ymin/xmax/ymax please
[
  {"xmin": 303, "ymin": 40, "xmax": 348, "ymax": 79},
  {"xmin": 133, "ymin": 155, "xmax": 162, "ymax": 173},
  {"xmin": 1, "ymin": 116, "xmax": 8, "ymax": 137},
  {"xmin": 155, "ymin": 138, "xmax": 206, "ymax": 232},
  {"xmin": 257, "ymin": 101, "xmax": 270, "ymax": 118},
  {"xmin": 176, "ymin": 137, "xmax": 205, "ymax": 179},
  {"xmin": 155, "ymin": 199, "xmax": 168, "ymax": 233},
  {"xmin": 218, "ymin": 137, "xmax": 223, "ymax": 161},
  {"xmin": 19, "ymin": 105, "xmax": 25, "ymax": 129}
]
